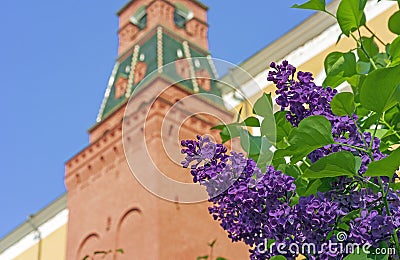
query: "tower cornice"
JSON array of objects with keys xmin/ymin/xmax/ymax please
[{"xmin": 117, "ymin": 0, "xmax": 209, "ymax": 16}]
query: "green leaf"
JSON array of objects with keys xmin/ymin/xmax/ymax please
[
  {"xmin": 337, "ymin": 222, "xmax": 350, "ymax": 231},
  {"xmin": 277, "ymin": 164, "xmax": 300, "ymax": 179},
  {"xmin": 272, "ymin": 157, "xmax": 286, "ymax": 168},
  {"xmin": 360, "ymin": 65, "xmax": 400, "ymax": 113},
  {"xmin": 323, "ymin": 51, "xmax": 357, "ymax": 88},
  {"xmin": 216, "ymin": 258, "xmax": 228, "ymax": 260},
  {"xmin": 291, "ymin": 0, "xmax": 325, "ymax": 11},
  {"xmin": 295, "ymin": 177, "xmax": 310, "ymax": 196},
  {"xmin": 116, "ymin": 248, "xmax": 124, "ymax": 254},
  {"xmin": 253, "ymin": 93, "xmax": 273, "ymax": 118},
  {"xmin": 355, "ymin": 156, "xmax": 362, "ymax": 173},
  {"xmin": 274, "ymin": 111, "xmax": 294, "ymax": 147},
  {"xmin": 390, "ymin": 182, "xmax": 400, "ymax": 191},
  {"xmin": 325, "ymin": 52, "xmax": 343, "ymax": 74},
  {"xmin": 324, "ymin": 52, "xmax": 356, "ymax": 76},
  {"xmin": 365, "ymin": 129, "xmax": 389, "ymax": 139},
  {"xmin": 236, "ymin": 106, "xmax": 243, "ymax": 122},
  {"xmin": 330, "ymin": 92, "xmax": 356, "ymax": 116},
  {"xmin": 337, "ymin": 32, "xmax": 344, "ymax": 44},
  {"xmin": 349, "ymin": 74, "xmax": 365, "ymax": 103},
  {"xmin": 342, "ymin": 208, "xmax": 361, "ymax": 222},
  {"xmin": 323, "ymin": 73, "xmax": 348, "ymax": 88},
  {"xmin": 364, "ymin": 148, "xmax": 400, "ymax": 178},
  {"xmin": 254, "ymin": 137, "xmax": 274, "ymax": 171},
  {"xmin": 269, "ymin": 256, "xmax": 287, "ymax": 260},
  {"xmin": 254, "ymin": 93, "xmax": 275, "ymax": 143},
  {"xmin": 389, "ymin": 10, "xmax": 400, "ymax": 35},
  {"xmin": 305, "ymin": 179, "xmax": 324, "ymax": 195},
  {"xmin": 336, "ymin": 0, "xmax": 366, "ymax": 36},
  {"xmin": 261, "ymin": 114, "xmax": 276, "ymax": 143},
  {"xmin": 359, "ymin": 0, "xmax": 367, "ymax": 10},
  {"xmin": 290, "ymin": 194, "xmax": 300, "ymax": 206},
  {"xmin": 212, "ymin": 117, "xmax": 260, "ymax": 130},
  {"xmin": 303, "ymin": 151, "xmax": 358, "ymax": 178},
  {"xmin": 389, "ymin": 36, "xmax": 400, "ymax": 65},
  {"xmin": 197, "ymin": 256, "xmax": 209, "ymax": 260},
  {"xmin": 243, "ymin": 117, "xmax": 260, "ymax": 127},
  {"xmin": 218, "ymin": 124, "xmax": 241, "ymax": 143},
  {"xmin": 356, "ymin": 61, "xmax": 371, "ymax": 74},
  {"xmin": 368, "ymin": 241, "xmax": 389, "ymax": 260},
  {"xmin": 343, "ymin": 251, "xmax": 368, "ymax": 259},
  {"xmin": 373, "ymin": 53, "xmax": 391, "ymax": 68},
  {"xmin": 240, "ymin": 130, "xmax": 272, "ymax": 158},
  {"xmin": 295, "ymin": 177, "xmax": 333, "ymax": 196},
  {"xmin": 281, "ymin": 116, "xmax": 334, "ymax": 163},
  {"xmin": 357, "ymin": 36, "xmax": 379, "ymax": 62},
  {"xmin": 211, "ymin": 124, "xmax": 226, "ymax": 130}
]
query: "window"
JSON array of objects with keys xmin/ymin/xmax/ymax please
[
  {"xmin": 174, "ymin": 3, "xmax": 193, "ymax": 28},
  {"xmin": 130, "ymin": 6, "xmax": 147, "ymax": 30}
]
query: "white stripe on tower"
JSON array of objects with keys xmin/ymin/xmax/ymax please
[
  {"xmin": 157, "ymin": 27, "xmax": 163, "ymax": 73},
  {"xmin": 125, "ymin": 44, "xmax": 140, "ymax": 98},
  {"xmin": 183, "ymin": 41, "xmax": 199, "ymax": 93}
]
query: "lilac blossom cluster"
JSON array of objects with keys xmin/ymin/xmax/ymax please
[
  {"xmin": 268, "ymin": 61, "xmax": 399, "ymax": 251},
  {"xmin": 267, "ymin": 61, "xmax": 386, "ymax": 172},
  {"xmin": 181, "ymin": 135, "xmax": 398, "ymax": 259},
  {"xmin": 182, "ymin": 137, "xmax": 349, "ymax": 259},
  {"xmin": 180, "ymin": 62, "xmax": 399, "ymax": 259}
]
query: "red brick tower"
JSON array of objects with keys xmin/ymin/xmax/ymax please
[{"xmin": 64, "ymin": 0, "xmax": 249, "ymax": 259}]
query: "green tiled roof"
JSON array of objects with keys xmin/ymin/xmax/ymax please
[{"xmin": 96, "ymin": 28, "xmax": 224, "ymax": 122}]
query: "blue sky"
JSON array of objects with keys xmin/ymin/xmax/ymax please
[{"xmin": 0, "ymin": 0, "xmax": 318, "ymax": 237}]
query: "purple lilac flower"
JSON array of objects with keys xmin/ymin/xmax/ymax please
[
  {"xmin": 349, "ymin": 210, "xmax": 395, "ymax": 247},
  {"xmin": 267, "ymin": 61, "xmax": 387, "ymax": 174},
  {"xmin": 182, "ymin": 137, "xmax": 343, "ymax": 259},
  {"xmin": 180, "ymin": 62, "xmax": 400, "ymax": 259}
]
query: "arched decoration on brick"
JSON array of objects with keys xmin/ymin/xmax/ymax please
[
  {"xmin": 195, "ymin": 69, "xmax": 211, "ymax": 91},
  {"xmin": 175, "ymin": 58, "xmax": 190, "ymax": 79},
  {"xmin": 77, "ymin": 233, "xmax": 100, "ymax": 260},
  {"xmin": 134, "ymin": 62, "xmax": 147, "ymax": 85},
  {"xmin": 115, "ymin": 207, "xmax": 144, "ymax": 259},
  {"xmin": 115, "ymin": 76, "xmax": 129, "ymax": 99}
]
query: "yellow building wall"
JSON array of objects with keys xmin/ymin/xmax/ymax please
[
  {"xmin": 13, "ymin": 224, "xmax": 67, "ymax": 260},
  {"xmin": 298, "ymin": 4, "xmax": 398, "ymax": 79},
  {"xmin": 243, "ymin": 4, "xmax": 398, "ymax": 113}
]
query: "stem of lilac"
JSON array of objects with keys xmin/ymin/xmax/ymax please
[
  {"xmin": 334, "ymin": 142, "xmax": 372, "ymax": 155},
  {"xmin": 362, "ymin": 113, "xmax": 399, "ymax": 253},
  {"xmin": 393, "ymin": 232, "xmax": 400, "ymax": 259},
  {"xmin": 380, "ymin": 117, "xmax": 400, "ymax": 139},
  {"xmin": 364, "ymin": 25, "xmax": 386, "ymax": 46},
  {"xmin": 354, "ymin": 175, "xmax": 380, "ymax": 189},
  {"xmin": 370, "ymin": 113, "xmax": 381, "ymax": 150},
  {"xmin": 377, "ymin": 177, "xmax": 400, "ymax": 255},
  {"xmin": 351, "ymin": 33, "xmax": 378, "ymax": 70},
  {"xmin": 347, "ymin": 128, "xmax": 400, "ymax": 256},
  {"xmin": 355, "ymin": 27, "xmax": 380, "ymax": 72},
  {"xmin": 354, "ymin": 131, "xmax": 400, "ymax": 255},
  {"xmin": 324, "ymin": 10, "xmax": 336, "ymax": 19},
  {"xmin": 352, "ymin": 115, "xmax": 369, "ymax": 149},
  {"xmin": 302, "ymin": 158, "xmax": 311, "ymax": 167},
  {"xmin": 295, "ymin": 164, "xmax": 304, "ymax": 176}
]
